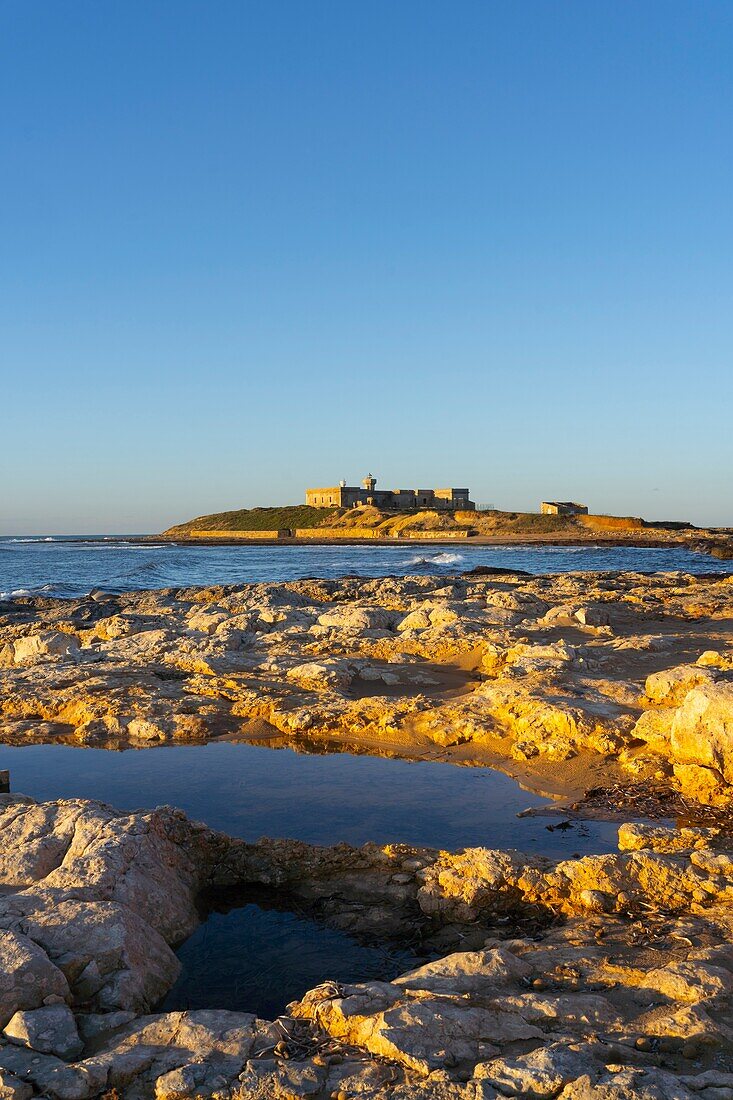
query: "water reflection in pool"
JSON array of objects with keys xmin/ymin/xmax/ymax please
[
  {"xmin": 160, "ymin": 887, "xmax": 420, "ymax": 1019},
  {"xmin": 0, "ymin": 740, "xmax": 622, "ymax": 857}
]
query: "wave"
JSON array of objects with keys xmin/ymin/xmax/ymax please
[
  {"xmin": 407, "ymin": 551, "xmax": 465, "ymax": 566},
  {"xmin": 121, "ymin": 544, "xmax": 168, "ymax": 551},
  {"xmin": 0, "ymin": 583, "xmax": 58, "ymax": 600},
  {"xmin": 127, "ymin": 560, "xmax": 164, "ymax": 574},
  {"xmin": 3, "ymin": 537, "xmax": 60, "ymax": 544},
  {"xmin": 535, "ymin": 545, "xmax": 602, "ymax": 554},
  {"xmin": 83, "ymin": 544, "xmax": 168, "ymax": 551}
]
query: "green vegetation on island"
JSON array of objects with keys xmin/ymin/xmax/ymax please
[{"xmin": 164, "ymin": 505, "xmax": 344, "ymax": 536}]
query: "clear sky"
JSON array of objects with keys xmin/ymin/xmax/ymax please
[{"xmin": 3, "ymin": 1, "xmax": 732, "ymax": 533}]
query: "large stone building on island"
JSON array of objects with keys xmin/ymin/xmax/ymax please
[{"xmin": 306, "ymin": 474, "xmax": 475, "ymax": 511}]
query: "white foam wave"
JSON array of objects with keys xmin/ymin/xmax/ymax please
[
  {"xmin": 407, "ymin": 551, "xmax": 464, "ymax": 566},
  {"xmin": 5, "ymin": 537, "xmax": 59, "ymax": 543},
  {"xmin": 0, "ymin": 583, "xmax": 57, "ymax": 601}
]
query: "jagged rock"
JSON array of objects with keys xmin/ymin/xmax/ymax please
[
  {"xmin": 645, "ymin": 665, "xmax": 719, "ymax": 705},
  {"xmin": 292, "ymin": 981, "xmax": 544, "ymax": 1074},
  {"xmin": 670, "ymin": 682, "xmax": 733, "ymax": 791},
  {"xmin": 0, "ymin": 931, "xmax": 70, "ymax": 1028},
  {"xmin": 316, "ymin": 605, "xmax": 392, "ymax": 633},
  {"xmin": 392, "ymin": 946, "xmax": 533, "ymax": 993},
  {"xmin": 557, "ymin": 1068, "xmax": 697, "ymax": 1098},
  {"xmin": 0, "ymin": 1071, "xmax": 32, "ymax": 1100},
  {"xmin": 76, "ymin": 1010, "xmax": 136, "ymax": 1042},
  {"xmin": 3, "ymin": 1004, "xmax": 83, "ymax": 1060},
  {"xmin": 11, "ymin": 631, "xmax": 80, "ymax": 666},
  {"xmin": 14, "ymin": 899, "xmax": 180, "ymax": 1013},
  {"xmin": 0, "ymin": 1043, "xmax": 108, "ymax": 1100},
  {"xmin": 474, "ymin": 1041, "xmax": 598, "ymax": 1099},
  {"xmin": 617, "ymin": 822, "xmax": 720, "ymax": 853}
]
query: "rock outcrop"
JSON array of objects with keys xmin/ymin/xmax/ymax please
[
  {"xmin": 0, "ymin": 796, "xmax": 731, "ymax": 1097},
  {"xmin": 1, "ymin": 569, "xmax": 732, "ymax": 805}
]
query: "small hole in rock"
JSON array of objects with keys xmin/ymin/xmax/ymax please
[{"xmin": 158, "ymin": 886, "xmax": 422, "ymax": 1020}]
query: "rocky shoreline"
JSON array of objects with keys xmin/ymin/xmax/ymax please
[
  {"xmin": 1, "ymin": 567, "xmax": 732, "ymax": 1097},
  {"xmin": 0, "ymin": 568, "xmax": 731, "ymax": 808},
  {"xmin": 0, "ymin": 795, "xmax": 731, "ymax": 1098}
]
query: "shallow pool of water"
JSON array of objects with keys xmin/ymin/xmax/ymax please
[
  {"xmin": 159, "ymin": 887, "xmax": 420, "ymax": 1019},
  {"xmin": 0, "ymin": 740, "xmax": 622, "ymax": 857}
]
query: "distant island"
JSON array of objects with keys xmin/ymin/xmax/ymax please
[
  {"xmin": 159, "ymin": 501, "xmax": 724, "ymax": 549},
  {"xmin": 159, "ymin": 471, "xmax": 733, "ymax": 555}
]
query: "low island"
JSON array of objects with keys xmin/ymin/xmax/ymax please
[{"xmin": 158, "ymin": 474, "xmax": 733, "ymax": 559}]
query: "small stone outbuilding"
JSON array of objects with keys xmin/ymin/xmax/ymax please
[{"xmin": 540, "ymin": 501, "xmax": 589, "ymax": 516}]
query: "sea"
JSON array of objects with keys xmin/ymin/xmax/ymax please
[{"xmin": 1, "ymin": 535, "xmax": 730, "ymax": 601}]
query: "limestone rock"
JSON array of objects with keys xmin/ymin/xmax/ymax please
[
  {"xmin": 670, "ymin": 681, "xmax": 733, "ymax": 784},
  {"xmin": 316, "ymin": 605, "xmax": 392, "ymax": 634},
  {"xmin": 645, "ymin": 664, "xmax": 718, "ymax": 705},
  {"xmin": 475, "ymin": 1041, "xmax": 596, "ymax": 1099},
  {"xmin": 631, "ymin": 708, "xmax": 674, "ymax": 754},
  {"xmin": 557, "ymin": 1068, "xmax": 697, "ymax": 1098},
  {"xmin": 3, "ymin": 1004, "xmax": 83, "ymax": 1061},
  {"xmin": 0, "ymin": 931, "xmax": 70, "ymax": 1028},
  {"xmin": 397, "ymin": 609, "xmax": 432, "ymax": 632},
  {"xmin": 12, "ymin": 632, "xmax": 79, "ymax": 666},
  {"xmin": 393, "ymin": 946, "xmax": 533, "ymax": 994},
  {"xmin": 292, "ymin": 981, "xmax": 543, "ymax": 1074},
  {"xmin": 617, "ymin": 822, "xmax": 720, "ymax": 853},
  {"xmin": 16, "ymin": 898, "xmax": 181, "ymax": 1013}
]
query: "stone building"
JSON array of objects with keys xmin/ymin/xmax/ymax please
[
  {"xmin": 306, "ymin": 475, "xmax": 475, "ymax": 511},
  {"xmin": 540, "ymin": 501, "xmax": 589, "ymax": 516}
]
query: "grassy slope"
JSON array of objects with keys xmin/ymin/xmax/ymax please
[
  {"xmin": 164, "ymin": 505, "xmax": 344, "ymax": 534},
  {"xmin": 164, "ymin": 505, "xmax": 652, "ymax": 537}
]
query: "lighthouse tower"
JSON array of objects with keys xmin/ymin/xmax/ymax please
[{"xmin": 361, "ymin": 473, "xmax": 377, "ymax": 504}]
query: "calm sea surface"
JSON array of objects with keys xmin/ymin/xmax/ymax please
[{"xmin": 1, "ymin": 536, "xmax": 729, "ymax": 600}]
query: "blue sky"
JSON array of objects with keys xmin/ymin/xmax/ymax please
[{"xmin": 2, "ymin": 0, "xmax": 732, "ymax": 533}]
